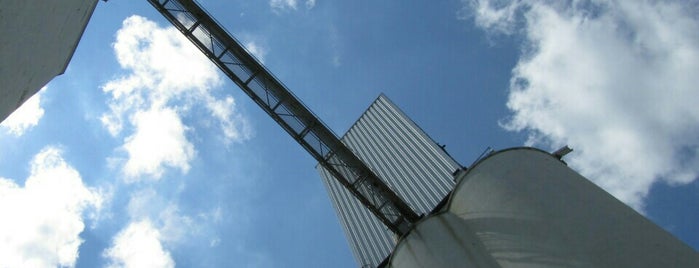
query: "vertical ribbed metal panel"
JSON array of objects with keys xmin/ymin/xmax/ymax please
[{"xmin": 317, "ymin": 94, "xmax": 461, "ymax": 267}]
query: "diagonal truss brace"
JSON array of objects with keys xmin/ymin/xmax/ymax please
[{"xmin": 146, "ymin": 0, "xmax": 420, "ymax": 235}]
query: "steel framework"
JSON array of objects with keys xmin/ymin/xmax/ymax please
[{"xmin": 146, "ymin": 0, "xmax": 420, "ymax": 235}]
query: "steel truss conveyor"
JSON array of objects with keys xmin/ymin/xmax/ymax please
[{"xmin": 146, "ymin": 0, "xmax": 420, "ymax": 235}]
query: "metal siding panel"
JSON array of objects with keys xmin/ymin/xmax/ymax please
[
  {"xmin": 317, "ymin": 95, "xmax": 461, "ymax": 267},
  {"xmin": 368, "ymin": 99, "xmax": 455, "ymax": 209},
  {"xmin": 320, "ymin": 164, "xmax": 394, "ymax": 266}
]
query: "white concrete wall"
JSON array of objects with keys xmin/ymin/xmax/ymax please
[
  {"xmin": 389, "ymin": 148, "xmax": 699, "ymax": 267},
  {"xmin": 0, "ymin": 0, "xmax": 97, "ymax": 122}
]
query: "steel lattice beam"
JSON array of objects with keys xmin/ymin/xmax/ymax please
[{"xmin": 146, "ymin": 0, "xmax": 420, "ymax": 235}]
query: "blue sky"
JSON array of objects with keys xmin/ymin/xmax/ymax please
[{"xmin": 1, "ymin": 0, "xmax": 698, "ymax": 267}]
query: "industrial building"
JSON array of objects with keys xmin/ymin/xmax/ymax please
[
  {"xmin": 0, "ymin": 0, "xmax": 97, "ymax": 122},
  {"xmin": 317, "ymin": 95, "xmax": 699, "ymax": 268},
  {"xmin": 318, "ymin": 94, "xmax": 699, "ymax": 267},
  {"xmin": 317, "ymin": 94, "xmax": 461, "ymax": 267},
  {"xmin": 2, "ymin": 1, "xmax": 697, "ymax": 267},
  {"xmin": 387, "ymin": 148, "xmax": 699, "ymax": 267}
]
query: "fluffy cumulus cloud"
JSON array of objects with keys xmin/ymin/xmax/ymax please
[
  {"xmin": 121, "ymin": 107, "xmax": 194, "ymax": 181},
  {"xmin": 104, "ymin": 220, "xmax": 175, "ymax": 268},
  {"xmin": 101, "ymin": 15, "xmax": 251, "ymax": 181},
  {"xmin": 464, "ymin": 0, "xmax": 699, "ymax": 209},
  {"xmin": 124, "ymin": 189, "xmax": 195, "ymax": 242},
  {"xmin": 270, "ymin": 0, "xmax": 316, "ymax": 12},
  {"xmin": 104, "ymin": 187, "xmax": 225, "ymax": 267},
  {"xmin": 1, "ymin": 87, "xmax": 45, "ymax": 136},
  {"xmin": 0, "ymin": 147, "xmax": 104, "ymax": 267}
]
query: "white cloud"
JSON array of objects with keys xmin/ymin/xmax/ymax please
[
  {"xmin": 104, "ymin": 190, "xmax": 189, "ymax": 268},
  {"xmin": 122, "ymin": 106, "xmax": 195, "ymax": 180},
  {"xmin": 463, "ymin": 0, "xmax": 523, "ymax": 34},
  {"xmin": 244, "ymin": 40, "xmax": 269, "ymax": 63},
  {"xmin": 270, "ymin": 0, "xmax": 316, "ymax": 11},
  {"xmin": 125, "ymin": 188, "xmax": 162, "ymax": 219},
  {"xmin": 104, "ymin": 220, "xmax": 175, "ymax": 268},
  {"xmin": 103, "ymin": 188, "xmax": 222, "ymax": 267},
  {"xmin": 238, "ymin": 32, "xmax": 270, "ymax": 67},
  {"xmin": 206, "ymin": 95, "xmax": 251, "ymax": 143},
  {"xmin": 158, "ymin": 205, "xmax": 196, "ymax": 244},
  {"xmin": 0, "ymin": 147, "xmax": 103, "ymax": 267},
  {"xmin": 114, "ymin": 186, "xmax": 270, "ymax": 266},
  {"xmin": 271, "ymin": 0, "xmax": 298, "ymax": 10},
  {"xmin": 465, "ymin": 0, "xmax": 699, "ymax": 210},
  {"xmin": 1, "ymin": 87, "xmax": 45, "ymax": 136},
  {"xmin": 101, "ymin": 15, "xmax": 251, "ymax": 181},
  {"xmin": 123, "ymin": 188, "xmax": 201, "ymax": 245}
]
